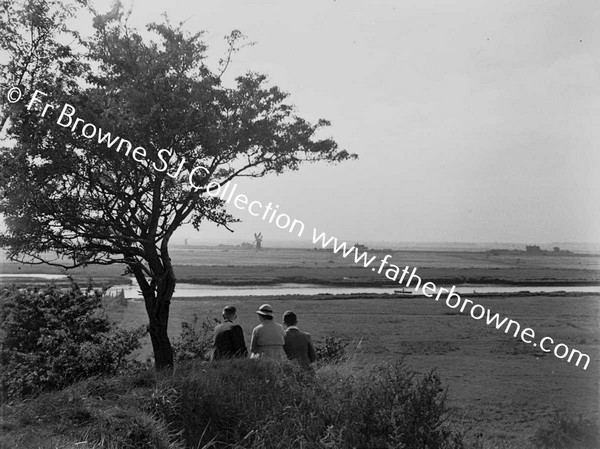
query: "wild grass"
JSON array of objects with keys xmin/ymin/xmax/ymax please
[
  {"xmin": 1, "ymin": 357, "xmax": 467, "ymax": 449},
  {"xmin": 0, "ymin": 367, "xmax": 183, "ymax": 449},
  {"xmin": 530, "ymin": 413, "xmax": 600, "ymax": 449}
]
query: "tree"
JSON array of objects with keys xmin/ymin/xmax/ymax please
[{"xmin": 0, "ymin": 2, "xmax": 356, "ymax": 370}]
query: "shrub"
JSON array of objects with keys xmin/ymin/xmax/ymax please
[
  {"xmin": 315, "ymin": 362, "xmax": 465, "ymax": 449},
  {"xmin": 315, "ymin": 335, "xmax": 349, "ymax": 364},
  {"xmin": 171, "ymin": 314, "xmax": 216, "ymax": 362},
  {"xmin": 0, "ymin": 280, "xmax": 145, "ymax": 402},
  {"xmin": 532, "ymin": 413, "xmax": 600, "ymax": 449}
]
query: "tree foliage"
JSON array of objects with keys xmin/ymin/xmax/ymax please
[
  {"xmin": 0, "ymin": 0, "xmax": 87, "ymax": 132},
  {"xmin": 0, "ymin": 1, "xmax": 356, "ymax": 370}
]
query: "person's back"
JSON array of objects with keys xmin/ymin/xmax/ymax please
[
  {"xmin": 250, "ymin": 304, "xmax": 286, "ymax": 359},
  {"xmin": 282, "ymin": 311, "xmax": 317, "ymax": 368},
  {"xmin": 212, "ymin": 306, "xmax": 247, "ymax": 360}
]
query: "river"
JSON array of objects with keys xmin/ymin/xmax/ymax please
[
  {"xmin": 2, "ymin": 274, "xmax": 598, "ymax": 298},
  {"xmin": 105, "ymin": 280, "xmax": 600, "ymax": 299}
]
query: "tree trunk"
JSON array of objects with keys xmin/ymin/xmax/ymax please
[
  {"xmin": 134, "ymin": 265, "xmax": 176, "ymax": 372},
  {"xmin": 147, "ymin": 294, "xmax": 174, "ymax": 372}
]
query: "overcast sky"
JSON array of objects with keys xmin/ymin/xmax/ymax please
[{"xmin": 91, "ymin": 1, "xmax": 600, "ymax": 244}]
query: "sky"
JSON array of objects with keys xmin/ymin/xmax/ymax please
[{"xmin": 27, "ymin": 1, "xmax": 600, "ymax": 245}]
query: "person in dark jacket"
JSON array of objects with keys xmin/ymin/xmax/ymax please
[
  {"xmin": 282, "ymin": 310, "xmax": 317, "ymax": 368},
  {"xmin": 211, "ymin": 306, "xmax": 248, "ymax": 360}
]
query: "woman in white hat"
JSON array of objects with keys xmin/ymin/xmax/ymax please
[{"xmin": 250, "ymin": 304, "xmax": 286, "ymax": 360}]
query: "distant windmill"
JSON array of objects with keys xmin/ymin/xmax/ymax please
[
  {"xmin": 184, "ymin": 238, "xmax": 189, "ymax": 246},
  {"xmin": 254, "ymin": 232, "xmax": 263, "ymax": 250}
]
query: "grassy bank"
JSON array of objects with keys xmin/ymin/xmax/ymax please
[{"xmin": 1, "ymin": 358, "xmax": 470, "ymax": 449}]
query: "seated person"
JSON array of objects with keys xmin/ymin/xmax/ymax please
[
  {"xmin": 250, "ymin": 304, "xmax": 286, "ymax": 359},
  {"xmin": 211, "ymin": 305, "xmax": 248, "ymax": 360},
  {"xmin": 282, "ymin": 310, "xmax": 317, "ymax": 368}
]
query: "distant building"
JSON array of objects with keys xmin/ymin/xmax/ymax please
[
  {"xmin": 485, "ymin": 245, "xmax": 573, "ymax": 257},
  {"xmin": 355, "ymin": 243, "xmax": 368, "ymax": 252},
  {"xmin": 525, "ymin": 245, "xmax": 542, "ymax": 253}
]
